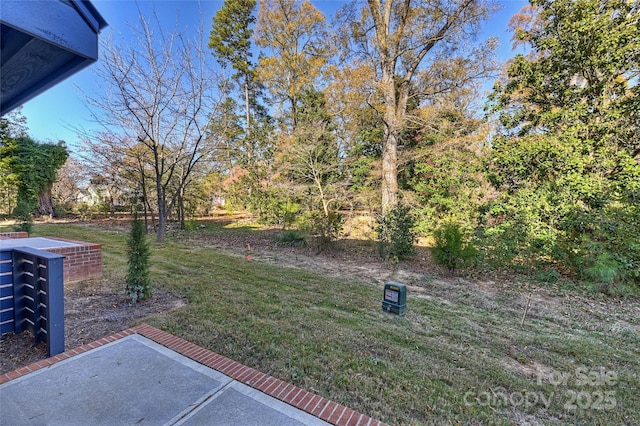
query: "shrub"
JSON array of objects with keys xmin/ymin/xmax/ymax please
[
  {"xmin": 53, "ymin": 202, "xmax": 72, "ymax": 218},
  {"xmin": 535, "ymin": 268, "xmax": 561, "ymax": 283},
  {"xmin": 184, "ymin": 219, "xmax": 199, "ymax": 231},
  {"xmin": 76, "ymin": 203, "xmax": 92, "ymax": 221},
  {"xmin": 582, "ymin": 251, "xmax": 639, "ymax": 296},
  {"xmin": 431, "ymin": 220, "xmax": 477, "ymax": 274},
  {"xmin": 248, "ymin": 187, "xmax": 301, "ymax": 228},
  {"xmin": 12, "ymin": 199, "xmax": 33, "ymax": 234},
  {"xmin": 308, "ymin": 210, "xmax": 344, "ymax": 251},
  {"xmin": 126, "ymin": 209, "xmax": 151, "ymax": 303},
  {"xmin": 584, "ymin": 251, "xmax": 619, "ymax": 285},
  {"xmin": 478, "ymin": 188, "xmax": 560, "ymax": 269},
  {"xmin": 13, "ymin": 220, "xmax": 32, "ymax": 234},
  {"xmin": 276, "ymin": 229, "xmax": 307, "ymax": 247},
  {"xmin": 563, "ymin": 205, "xmax": 640, "ymax": 289},
  {"xmin": 377, "ymin": 204, "xmax": 417, "ymax": 261}
]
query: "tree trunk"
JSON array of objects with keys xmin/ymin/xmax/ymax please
[
  {"xmin": 381, "ymin": 127, "xmax": 399, "ymax": 215},
  {"xmin": 244, "ymin": 75, "xmax": 251, "ymax": 138},
  {"xmin": 380, "ymin": 65, "xmax": 401, "ymax": 216},
  {"xmin": 290, "ymin": 96, "xmax": 297, "ymax": 129},
  {"xmin": 144, "ymin": 197, "xmax": 157, "ymax": 235},
  {"xmin": 313, "ymin": 172, "xmax": 329, "ymax": 217},
  {"xmin": 140, "ymin": 186, "xmax": 149, "ymax": 233},
  {"xmin": 178, "ymin": 188, "xmax": 185, "ymax": 230},
  {"xmin": 156, "ymin": 182, "xmax": 166, "ymax": 242},
  {"xmin": 143, "ymin": 198, "xmax": 149, "ymax": 232},
  {"xmin": 37, "ymin": 183, "xmax": 54, "ymax": 216},
  {"xmin": 109, "ymin": 194, "xmax": 115, "ymax": 217}
]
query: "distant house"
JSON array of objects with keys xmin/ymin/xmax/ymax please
[
  {"xmin": 76, "ymin": 187, "xmax": 101, "ymax": 206},
  {"xmin": 212, "ymin": 197, "xmax": 226, "ymax": 208},
  {"xmin": 77, "ymin": 183, "xmax": 130, "ymax": 208}
]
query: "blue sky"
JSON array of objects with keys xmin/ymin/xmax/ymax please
[{"xmin": 17, "ymin": 0, "xmax": 527, "ymax": 153}]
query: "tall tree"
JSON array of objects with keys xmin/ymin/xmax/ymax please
[
  {"xmin": 280, "ymin": 88, "xmax": 342, "ymax": 217},
  {"xmin": 52, "ymin": 157, "xmax": 88, "ymax": 214},
  {"xmin": 405, "ymin": 101, "xmax": 491, "ymax": 234},
  {"xmin": 487, "ymin": 0, "xmax": 640, "ymax": 284},
  {"xmin": 325, "ymin": 64, "xmax": 383, "ymax": 211},
  {"xmin": 255, "ymin": 0, "xmax": 332, "ymax": 128},
  {"xmin": 80, "ymin": 132, "xmax": 137, "ymax": 216},
  {"xmin": 86, "ymin": 10, "xmax": 223, "ymax": 241},
  {"xmin": 1, "ymin": 137, "xmax": 68, "ymax": 220},
  {"xmin": 209, "ymin": 0, "xmax": 257, "ymax": 137},
  {"xmin": 0, "ymin": 109, "xmax": 28, "ymax": 215},
  {"xmin": 338, "ymin": 0, "xmax": 497, "ymax": 214}
]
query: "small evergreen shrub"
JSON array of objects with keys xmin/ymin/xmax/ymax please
[
  {"xmin": 535, "ymin": 268, "xmax": 561, "ymax": 283},
  {"xmin": 280, "ymin": 201, "xmax": 301, "ymax": 230},
  {"xmin": 377, "ymin": 204, "xmax": 417, "ymax": 261},
  {"xmin": 431, "ymin": 220, "xmax": 477, "ymax": 274},
  {"xmin": 276, "ymin": 229, "xmax": 307, "ymax": 247},
  {"xmin": 584, "ymin": 252, "xmax": 619, "ymax": 285},
  {"xmin": 582, "ymin": 251, "xmax": 639, "ymax": 296},
  {"xmin": 126, "ymin": 209, "xmax": 151, "ymax": 303},
  {"xmin": 12, "ymin": 198, "xmax": 33, "ymax": 233},
  {"xmin": 184, "ymin": 219, "xmax": 199, "ymax": 231},
  {"xmin": 13, "ymin": 218, "xmax": 32, "ymax": 234}
]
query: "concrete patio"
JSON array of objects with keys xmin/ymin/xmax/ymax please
[{"xmin": 0, "ymin": 324, "xmax": 384, "ymax": 426}]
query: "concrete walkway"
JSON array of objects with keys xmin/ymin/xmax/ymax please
[{"xmin": 0, "ymin": 324, "xmax": 384, "ymax": 426}]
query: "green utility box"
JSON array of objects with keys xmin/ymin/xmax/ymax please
[{"xmin": 382, "ymin": 282, "xmax": 406, "ymax": 315}]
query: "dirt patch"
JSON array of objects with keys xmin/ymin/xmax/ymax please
[
  {"xmin": 70, "ymin": 216, "xmax": 443, "ymax": 287},
  {"xmin": 0, "ymin": 276, "xmax": 185, "ymax": 375}
]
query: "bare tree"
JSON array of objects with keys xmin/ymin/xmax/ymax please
[
  {"xmin": 79, "ymin": 133, "xmax": 131, "ymax": 213},
  {"xmin": 85, "ymin": 9, "xmax": 223, "ymax": 241},
  {"xmin": 52, "ymin": 157, "xmax": 88, "ymax": 212}
]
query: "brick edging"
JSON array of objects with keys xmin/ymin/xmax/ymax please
[
  {"xmin": 132, "ymin": 324, "xmax": 385, "ymax": 426},
  {"xmin": 0, "ymin": 328, "xmax": 137, "ymax": 385},
  {"xmin": 0, "ymin": 324, "xmax": 386, "ymax": 426}
]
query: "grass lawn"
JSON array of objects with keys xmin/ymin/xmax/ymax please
[{"xmin": 19, "ymin": 222, "xmax": 640, "ymax": 425}]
